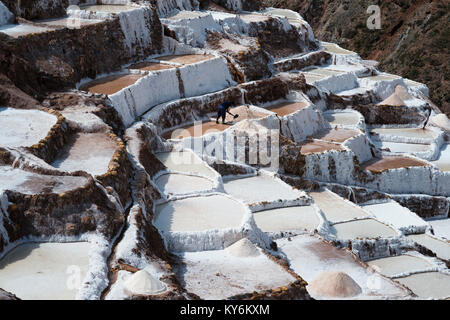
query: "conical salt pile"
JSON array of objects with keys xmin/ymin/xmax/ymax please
[
  {"xmin": 379, "ymin": 85, "xmax": 413, "ymax": 106},
  {"xmin": 124, "ymin": 270, "xmax": 167, "ymax": 296},
  {"xmin": 307, "ymin": 271, "xmax": 362, "ymax": 298},
  {"xmin": 226, "ymin": 238, "xmax": 260, "ymax": 257}
]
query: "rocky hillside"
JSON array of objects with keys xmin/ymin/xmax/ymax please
[{"xmin": 262, "ymin": 0, "xmax": 449, "ymax": 116}]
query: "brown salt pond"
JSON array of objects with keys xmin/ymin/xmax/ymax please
[
  {"xmin": 128, "ymin": 61, "xmax": 176, "ymax": 72},
  {"xmin": 0, "ymin": 24, "xmax": 52, "ymax": 38},
  {"xmin": 267, "ymin": 101, "xmax": 308, "ymax": 117},
  {"xmin": 300, "ymin": 141, "xmax": 345, "ymax": 154},
  {"xmin": 155, "ymin": 54, "xmax": 215, "ymax": 65},
  {"xmin": 51, "ymin": 132, "xmax": 117, "ymax": 176},
  {"xmin": 163, "ymin": 105, "xmax": 267, "ymax": 140},
  {"xmin": 362, "ymin": 156, "xmax": 429, "ymax": 173},
  {"xmin": 314, "ymin": 128, "xmax": 360, "ymax": 143},
  {"xmin": 79, "ymin": 73, "xmax": 145, "ymax": 95}
]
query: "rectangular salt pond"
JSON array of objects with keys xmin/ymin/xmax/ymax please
[
  {"xmin": 321, "ymin": 42, "xmax": 354, "ymax": 55},
  {"xmin": 253, "ymin": 206, "xmax": 320, "ymax": 234},
  {"xmin": 79, "ymin": 73, "xmax": 145, "ymax": 95},
  {"xmin": 362, "ymin": 156, "xmax": 429, "ymax": 173},
  {"xmin": 366, "ymin": 254, "xmax": 433, "ymax": 278},
  {"xmin": 395, "ymin": 272, "xmax": 450, "ymax": 299},
  {"xmin": 431, "ymin": 144, "xmax": 450, "ymax": 172},
  {"xmin": 154, "ymin": 54, "xmax": 215, "ymax": 65},
  {"xmin": 323, "ymin": 111, "xmax": 361, "ymax": 126},
  {"xmin": 173, "ymin": 249, "xmax": 296, "ymax": 300},
  {"xmin": 330, "ymin": 219, "xmax": 398, "ymax": 240},
  {"xmin": 370, "ymin": 128, "xmax": 438, "ymax": 140},
  {"xmin": 362, "ymin": 201, "xmax": 428, "ymax": 233},
  {"xmin": 79, "ymin": 5, "xmax": 136, "ymax": 13},
  {"xmin": 223, "ymin": 175, "xmax": 304, "ymax": 206},
  {"xmin": 374, "ymin": 141, "xmax": 432, "ymax": 154},
  {"xmin": 309, "ymin": 190, "xmax": 369, "ymax": 223},
  {"xmin": 34, "ymin": 17, "xmax": 103, "ymax": 29},
  {"xmin": 407, "ymin": 234, "xmax": 450, "ymax": 261},
  {"xmin": 0, "ymin": 24, "xmax": 52, "ymax": 37},
  {"xmin": 429, "ymin": 219, "xmax": 450, "ymax": 240},
  {"xmin": 0, "ymin": 242, "xmax": 90, "ymax": 300},
  {"xmin": 155, "ymin": 151, "xmax": 217, "ymax": 178},
  {"xmin": 276, "ymin": 235, "xmax": 408, "ymax": 299}
]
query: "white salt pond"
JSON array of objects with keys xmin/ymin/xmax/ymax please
[
  {"xmin": 253, "ymin": 206, "xmax": 319, "ymax": 234},
  {"xmin": 79, "ymin": 4, "xmax": 136, "ymax": 13},
  {"xmin": 321, "ymin": 42, "xmax": 354, "ymax": 55},
  {"xmin": 0, "ymin": 107, "xmax": 57, "ymax": 148},
  {"xmin": 51, "ymin": 132, "xmax": 117, "ymax": 176},
  {"xmin": 407, "ymin": 234, "xmax": 450, "ymax": 261},
  {"xmin": 370, "ymin": 128, "xmax": 438, "ymax": 140},
  {"xmin": 276, "ymin": 235, "xmax": 409, "ymax": 299},
  {"xmin": 223, "ymin": 175, "xmax": 304, "ymax": 206},
  {"xmin": 323, "ymin": 110, "xmax": 361, "ymax": 126},
  {"xmin": 155, "ymin": 173, "xmax": 214, "ymax": 196},
  {"xmin": 366, "ymin": 254, "xmax": 433, "ymax": 278},
  {"xmin": 374, "ymin": 141, "xmax": 432, "ymax": 154},
  {"xmin": 309, "ymin": 190, "xmax": 369, "ymax": 223},
  {"xmin": 395, "ymin": 272, "xmax": 450, "ymax": 299},
  {"xmin": 264, "ymin": 8, "xmax": 301, "ymax": 23},
  {"xmin": 431, "ymin": 144, "xmax": 450, "ymax": 172},
  {"xmin": 430, "ymin": 219, "xmax": 450, "ymax": 240},
  {"xmin": 362, "ymin": 74, "xmax": 402, "ymax": 82},
  {"xmin": 331, "ymin": 219, "xmax": 398, "ymax": 240},
  {"xmin": 0, "ymin": 166, "xmax": 88, "ymax": 194},
  {"xmin": 154, "ymin": 194, "xmax": 246, "ymax": 233},
  {"xmin": 34, "ymin": 16, "xmax": 103, "ymax": 29},
  {"xmin": 0, "ymin": 242, "xmax": 90, "ymax": 300},
  {"xmin": 362, "ymin": 201, "xmax": 428, "ymax": 233},
  {"xmin": 166, "ymin": 10, "xmax": 209, "ymax": 20},
  {"xmin": 155, "ymin": 151, "xmax": 217, "ymax": 178},
  {"xmin": 173, "ymin": 248, "xmax": 296, "ymax": 300},
  {"xmin": 0, "ymin": 24, "xmax": 52, "ymax": 37}
]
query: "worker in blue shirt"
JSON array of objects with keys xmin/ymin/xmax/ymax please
[{"xmin": 216, "ymin": 101, "xmax": 238, "ymax": 124}]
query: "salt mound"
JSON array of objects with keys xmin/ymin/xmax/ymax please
[
  {"xmin": 307, "ymin": 271, "xmax": 362, "ymax": 298},
  {"xmin": 379, "ymin": 85, "xmax": 413, "ymax": 106},
  {"xmin": 431, "ymin": 114, "xmax": 450, "ymax": 130},
  {"xmin": 226, "ymin": 238, "xmax": 260, "ymax": 257},
  {"xmin": 124, "ymin": 270, "xmax": 167, "ymax": 296}
]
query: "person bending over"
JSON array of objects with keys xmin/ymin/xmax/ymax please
[{"xmin": 216, "ymin": 101, "xmax": 236, "ymax": 124}]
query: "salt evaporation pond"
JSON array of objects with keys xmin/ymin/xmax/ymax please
[
  {"xmin": 370, "ymin": 128, "xmax": 438, "ymax": 140},
  {"xmin": 0, "ymin": 24, "xmax": 51, "ymax": 37},
  {"xmin": 407, "ymin": 234, "xmax": 450, "ymax": 261},
  {"xmin": 155, "ymin": 151, "xmax": 217, "ymax": 178},
  {"xmin": 155, "ymin": 54, "xmax": 215, "ymax": 65},
  {"xmin": 362, "ymin": 201, "xmax": 428, "ymax": 232},
  {"xmin": 362, "ymin": 156, "xmax": 429, "ymax": 173},
  {"xmin": 51, "ymin": 132, "xmax": 117, "ymax": 176},
  {"xmin": 300, "ymin": 140, "xmax": 345, "ymax": 154},
  {"xmin": 0, "ymin": 242, "xmax": 90, "ymax": 300},
  {"xmin": 79, "ymin": 73, "xmax": 145, "ymax": 95},
  {"xmin": 0, "ymin": 166, "xmax": 88, "ymax": 194},
  {"xmin": 223, "ymin": 175, "xmax": 303, "ymax": 206},
  {"xmin": 166, "ymin": 10, "xmax": 209, "ymax": 20},
  {"xmin": 314, "ymin": 128, "xmax": 360, "ymax": 143},
  {"xmin": 431, "ymin": 144, "xmax": 450, "ymax": 172},
  {"xmin": 253, "ymin": 206, "xmax": 319, "ymax": 233},
  {"xmin": 276, "ymin": 235, "xmax": 408, "ymax": 299},
  {"xmin": 264, "ymin": 8, "xmax": 302, "ymax": 23},
  {"xmin": 366, "ymin": 255, "xmax": 433, "ymax": 278},
  {"xmin": 430, "ymin": 219, "xmax": 450, "ymax": 240},
  {"xmin": 173, "ymin": 247, "xmax": 296, "ymax": 300},
  {"xmin": 79, "ymin": 4, "xmax": 136, "ymax": 13},
  {"xmin": 395, "ymin": 272, "xmax": 450, "ymax": 299},
  {"xmin": 375, "ymin": 141, "xmax": 431, "ymax": 154},
  {"xmin": 0, "ymin": 107, "xmax": 57, "ymax": 148},
  {"xmin": 155, "ymin": 173, "xmax": 214, "ymax": 196},
  {"xmin": 323, "ymin": 110, "xmax": 361, "ymax": 126},
  {"xmin": 330, "ymin": 219, "xmax": 398, "ymax": 240},
  {"xmin": 154, "ymin": 194, "xmax": 246, "ymax": 233},
  {"xmin": 309, "ymin": 190, "xmax": 369, "ymax": 223},
  {"xmin": 267, "ymin": 101, "xmax": 308, "ymax": 116},
  {"xmin": 321, "ymin": 42, "xmax": 354, "ymax": 55},
  {"xmin": 128, "ymin": 61, "xmax": 176, "ymax": 72},
  {"xmin": 34, "ymin": 17, "xmax": 102, "ymax": 29}
]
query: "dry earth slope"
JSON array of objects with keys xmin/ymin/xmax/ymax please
[{"xmin": 262, "ymin": 0, "xmax": 449, "ymax": 116}]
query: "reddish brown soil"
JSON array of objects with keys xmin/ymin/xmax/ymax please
[
  {"xmin": 79, "ymin": 74, "xmax": 145, "ymax": 95},
  {"xmin": 268, "ymin": 101, "xmax": 308, "ymax": 116},
  {"xmin": 362, "ymin": 156, "xmax": 429, "ymax": 173}
]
